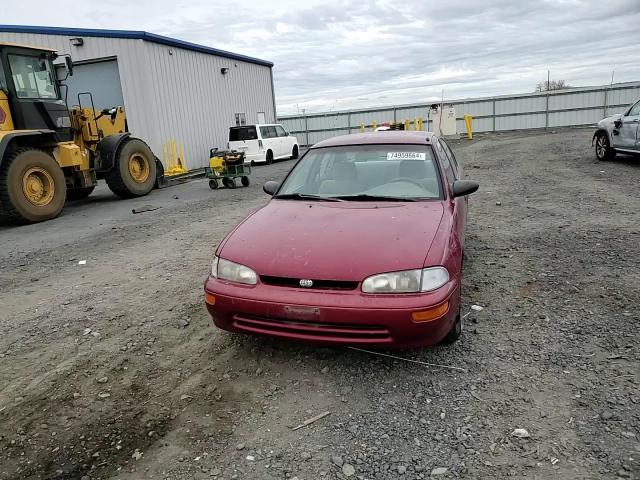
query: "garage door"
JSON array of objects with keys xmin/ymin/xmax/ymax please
[{"xmin": 57, "ymin": 59, "xmax": 125, "ymax": 111}]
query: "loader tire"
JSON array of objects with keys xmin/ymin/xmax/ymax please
[
  {"xmin": 0, "ymin": 148, "xmax": 66, "ymax": 224},
  {"xmin": 66, "ymin": 186, "xmax": 95, "ymax": 201},
  {"xmin": 105, "ymin": 138, "xmax": 156, "ymax": 198}
]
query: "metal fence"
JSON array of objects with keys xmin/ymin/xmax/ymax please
[{"xmin": 278, "ymin": 81, "xmax": 640, "ymax": 146}]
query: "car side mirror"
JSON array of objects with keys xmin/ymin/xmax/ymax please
[
  {"xmin": 263, "ymin": 181, "xmax": 280, "ymax": 195},
  {"xmin": 452, "ymin": 180, "xmax": 479, "ymax": 198},
  {"xmin": 65, "ymin": 56, "xmax": 74, "ymax": 77}
]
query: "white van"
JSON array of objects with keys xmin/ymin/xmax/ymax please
[{"xmin": 228, "ymin": 124, "xmax": 299, "ymax": 164}]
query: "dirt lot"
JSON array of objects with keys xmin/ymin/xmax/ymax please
[{"xmin": 1, "ymin": 129, "xmax": 638, "ymax": 480}]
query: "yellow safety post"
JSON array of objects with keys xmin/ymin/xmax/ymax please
[
  {"xmin": 404, "ymin": 119, "xmax": 409, "ymax": 131},
  {"xmin": 172, "ymin": 139, "xmax": 177, "ymax": 168},
  {"xmin": 372, "ymin": 121, "xmax": 377, "ymax": 130},
  {"xmin": 418, "ymin": 116, "xmax": 423, "ymax": 131},
  {"xmin": 464, "ymin": 114, "xmax": 473, "ymax": 140},
  {"xmin": 164, "ymin": 138, "xmax": 189, "ymax": 176},
  {"xmin": 162, "ymin": 142, "xmax": 169, "ymax": 169},
  {"xmin": 360, "ymin": 123, "xmax": 365, "ymax": 133},
  {"xmin": 414, "ymin": 117, "xmax": 418, "ymax": 130}
]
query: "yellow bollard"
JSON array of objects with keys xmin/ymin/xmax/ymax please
[
  {"xmin": 163, "ymin": 139, "xmax": 189, "ymax": 176},
  {"xmin": 360, "ymin": 123, "xmax": 365, "ymax": 133},
  {"xmin": 172, "ymin": 139, "xmax": 177, "ymax": 168},
  {"xmin": 162, "ymin": 142, "xmax": 168, "ymax": 170},
  {"xmin": 372, "ymin": 121, "xmax": 377, "ymax": 131},
  {"xmin": 464, "ymin": 114, "xmax": 473, "ymax": 140},
  {"xmin": 404, "ymin": 119, "xmax": 409, "ymax": 131},
  {"xmin": 179, "ymin": 143, "xmax": 186, "ymax": 169},
  {"xmin": 418, "ymin": 116, "xmax": 423, "ymax": 131},
  {"xmin": 414, "ymin": 117, "xmax": 418, "ymax": 130}
]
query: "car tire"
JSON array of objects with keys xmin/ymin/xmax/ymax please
[
  {"xmin": 208, "ymin": 179, "xmax": 219, "ymax": 190},
  {"xmin": 595, "ymin": 132, "xmax": 616, "ymax": 161},
  {"xmin": 440, "ymin": 308, "xmax": 462, "ymax": 345},
  {"xmin": 265, "ymin": 150, "xmax": 273, "ymax": 165},
  {"xmin": 291, "ymin": 145, "xmax": 299, "ymax": 159}
]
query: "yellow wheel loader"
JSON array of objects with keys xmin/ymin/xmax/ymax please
[{"xmin": 0, "ymin": 42, "xmax": 161, "ymax": 223}]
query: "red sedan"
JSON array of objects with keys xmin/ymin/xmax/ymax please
[{"xmin": 204, "ymin": 131, "xmax": 478, "ymax": 348}]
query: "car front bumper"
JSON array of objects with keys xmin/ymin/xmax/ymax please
[{"xmin": 204, "ymin": 277, "xmax": 460, "ymax": 348}]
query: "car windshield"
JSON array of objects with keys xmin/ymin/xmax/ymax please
[
  {"xmin": 229, "ymin": 126, "xmax": 258, "ymax": 141},
  {"xmin": 277, "ymin": 144, "xmax": 442, "ymax": 200}
]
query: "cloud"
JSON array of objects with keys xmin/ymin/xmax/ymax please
[{"xmin": 3, "ymin": 0, "xmax": 640, "ymax": 114}]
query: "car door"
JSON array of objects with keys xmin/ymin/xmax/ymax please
[
  {"xmin": 261, "ymin": 126, "xmax": 276, "ymax": 156},
  {"xmin": 437, "ymin": 139, "xmax": 466, "ymax": 254},
  {"xmin": 613, "ymin": 100, "xmax": 640, "ymax": 149},
  {"xmin": 274, "ymin": 125, "xmax": 289, "ymax": 158}
]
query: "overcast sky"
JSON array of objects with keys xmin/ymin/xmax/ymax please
[{"xmin": 4, "ymin": 0, "xmax": 640, "ymax": 114}]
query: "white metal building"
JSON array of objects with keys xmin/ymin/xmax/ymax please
[{"xmin": 0, "ymin": 25, "xmax": 277, "ymax": 169}]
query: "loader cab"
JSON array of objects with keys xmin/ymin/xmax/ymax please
[{"xmin": 0, "ymin": 43, "xmax": 72, "ymax": 141}]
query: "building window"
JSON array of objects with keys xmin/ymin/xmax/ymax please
[{"xmin": 235, "ymin": 113, "xmax": 246, "ymax": 126}]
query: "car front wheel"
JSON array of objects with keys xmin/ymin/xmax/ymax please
[
  {"xmin": 595, "ymin": 132, "xmax": 616, "ymax": 161},
  {"xmin": 440, "ymin": 308, "xmax": 462, "ymax": 345}
]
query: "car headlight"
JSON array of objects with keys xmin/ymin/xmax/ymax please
[
  {"xmin": 210, "ymin": 255, "xmax": 257, "ymax": 285},
  {"xmin": 362, "ymin": 267, "xmax": 449, "ymax": 293}
]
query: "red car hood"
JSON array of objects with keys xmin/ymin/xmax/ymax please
[{"xmin": 219, "ymin": 200, "xmax": 445, "ymax": 281}]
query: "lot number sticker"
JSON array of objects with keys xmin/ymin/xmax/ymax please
[{"xmin": 387, "ymin": 152, "xmax": 426, "ymax": 160}]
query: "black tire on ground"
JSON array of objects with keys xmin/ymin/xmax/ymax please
[
  {"xmin": 291, "ymin": 145, "xmax": 299, "ymax": 159},
  {"xmin": 222, "ymin": 177, "xmax": 236, "ymax": 189},
  {"xmin": 66, "ymin": 186, "xmax": 96, "ymax": 201},
  {"xmin": 241, "ymin": 176, "xmax": 250, "ymax": 187},
  {"xmin": 0, "ymin": 148, "xmax": 66, "ymax": 224},
  {"xmin": 440, "ymin": 309, "xmax": 462, "ymax": 345},
  {"xmin": 440, "ymin": 268, "xmax": 463, "ymax": 345},
  {"xmin": 265, "ymin": 150, "xmax": 273, "ymax": 165},
  {"xmin": 209, "ymin": 179, "xmax": 219, "ymax": 190},
  {"xmin": 105, "ymin": 138, "xmax": 156, "ymax": 198},
  {"xmin": 595, "ymin": 132, "xmax": 616, "ymax": 161}
]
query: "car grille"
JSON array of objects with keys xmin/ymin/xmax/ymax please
[
  {"xmin": 260, "ymin": 276, "xmax": 359, "ymax": 291},
  {"xmin": 232, "ymin": 314, "xmax": 392, "ymax": 343}
]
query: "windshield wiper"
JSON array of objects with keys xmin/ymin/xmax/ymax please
[
  {"xmin": 333, "ymin": 194, "xmax": 417, "ymax": 202},
  {"xmin": 274, "ymin": 193, "xmax": 344, "ymax": 202}
]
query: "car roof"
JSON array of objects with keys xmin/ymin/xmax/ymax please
[{"xmin": 311, "ymin": 131, "xmax": 436, "ymax": 149}]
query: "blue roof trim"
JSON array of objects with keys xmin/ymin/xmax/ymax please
[{"xmin": 0, "ymin": 25, "xmax": 274, "ymax": 67}]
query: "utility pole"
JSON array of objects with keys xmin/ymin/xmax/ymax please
[
  {"xmin": 302, "ymin": 108, "xmax": 308, "ymax": 147},
  {"xmin": 545, "ymin": 69, "xmax": 550, "ymax": 129}
]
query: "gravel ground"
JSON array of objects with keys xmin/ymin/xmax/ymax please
[{"xmin": 0, "ymin": 128, "xmax": 638, "ymax": 480}]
